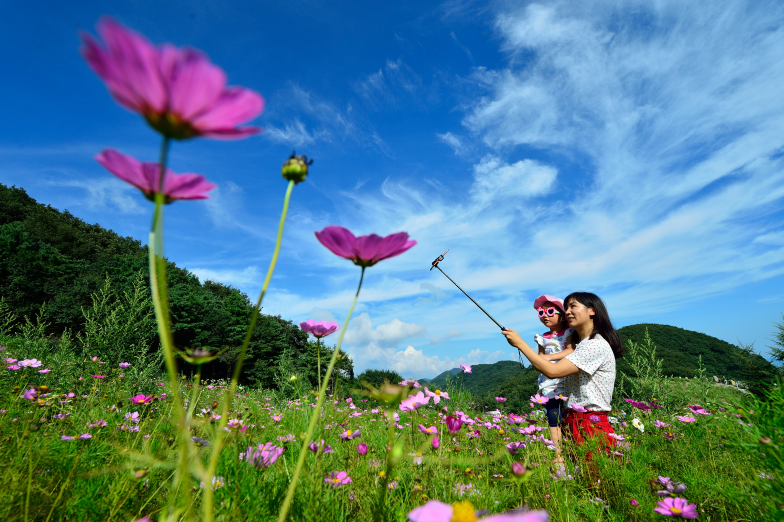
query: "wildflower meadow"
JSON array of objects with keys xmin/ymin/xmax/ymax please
[{"xmin": 0, "ymin": 15, "xmax": 782, "ymax": 522}]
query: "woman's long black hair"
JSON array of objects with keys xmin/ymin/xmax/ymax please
[{"xmin": 564, "ymin": 292, "xmax": 624, "ymax": 359}]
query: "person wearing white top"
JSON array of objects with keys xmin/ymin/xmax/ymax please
[{"xmin": 502, "ymin": 292, "xmax": 624, "ymax": 453}]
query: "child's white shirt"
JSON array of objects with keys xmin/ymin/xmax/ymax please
[{"xmin": 536, "ymin": 328, "xmax": 574, "ymax": 399}]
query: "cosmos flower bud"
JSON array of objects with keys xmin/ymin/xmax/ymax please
[
  {"xmin": 511, "ymin": 462, "xmax": 527, "ymax": 477},
  {"xmin": 281, "ymin": 152, "xmax": 313, "ymax": 184}
]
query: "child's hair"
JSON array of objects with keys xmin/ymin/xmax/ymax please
[{"xmin": 564, "ymin": 292, "xmax": 624, "ymax": 358}]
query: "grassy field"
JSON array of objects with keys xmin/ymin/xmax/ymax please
[{"xmin": 0, "ymin": 337, "xmax": 781, "ymax": 522}]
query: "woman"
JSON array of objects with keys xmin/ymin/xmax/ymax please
[{"xmin": 503, "ymin": 292, "xmax": 624, "ymax": 453}]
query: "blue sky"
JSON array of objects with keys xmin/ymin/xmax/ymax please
[{"xmin": 3, "ymin": 0, "xmax": 784, "ymax": 378}]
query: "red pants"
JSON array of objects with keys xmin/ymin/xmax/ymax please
[{"xmin": 563, "ymin": 410, "xmax": 617, "ymax": 452}]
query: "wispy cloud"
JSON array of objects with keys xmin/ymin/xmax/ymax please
[
  {"xmin": 47, "ymin": 177, "xmax": 146, "ymax": 214},
  {"xmin": 354, "ymin": 59, "xmax": 423, "ymax": 110}
]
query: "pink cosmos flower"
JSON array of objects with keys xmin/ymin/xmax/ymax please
[
  {"xmin": 506, "ymin": 441, "xmax": 527, "ymax": 455},
  {"xmin": 630, "ymin": 499, "xmax": 639, "ymax": 507},
  {"xmin": 677, "ymin": 416, "xmax": 696, "ymax": 423},
  {"xmin": 96, "ymin": 149, "xmax": 216, "ymax": 203},
  {"xmin": 400, "ymin": 391, "xmax": 430, "ymax": 411},
  {"xmin": 130, "ymin": 394, "xmax": 153, "ymax": 405},
  {"xmin": 495, "ymin": 397, "xmax": 507, "ymax": 403},
  {"xmin": 299, "ymin": 320, "xmax": 340, "ymax": 338},
  {"xmin": 77, "ymin": 433, "xmax": 93, "ymax": 440},
  {"xmin": 88, "ymin": 419, "xmax": 108, "ymax": 428},
  {"xmin": 459, "ymin": 364, "xmax": 472, "ymax": 374},
  {"xmin": 119, "ymin": 362, "xmax": 131, "ymax": 368},
  {"xmin": 655, "ymin": 420, "xmax": 671, "ymax": 428},
  {"xmin": 409, "ymin": 452, "xmax": 424, "ymax": 465},
  {"xmin": 356, "ymin": 443, "xmax": 368, "ymax": 456},
  {"xmin": 653, "ymin": 497, "xmax": 698, "ymax": 518},
  {"xmin": 5, "ymin": 358, "xmax": 17, "ymax": 363},
  {"xmin": 589, "ymin": 415, "xmax": 601, "ymax": 423},
  {"xmin": 408, "ymin": 500, "xmax": 548, "ymax": 522},
  {"xmin": 308, "ymin": 440, "xmax": 334, "ymax": 454},
  {"xmin": 315, "ymin": 226, "xmax": 416, "ymax": 268},
  {"xmin": 18, "ymin": 359, "xmax": 43, "ymax": 368},
  {"xmin": 418, "ymin": 425, "xmax": 438, "ymax": 435},
  {"xmin": 531, "ymin": 394, "xmax": 549, "ymax": 405},
  {"xmin": 325, "ymin": 471, "xmax": 352, "ymax": 487},
  {"xmin": 688, "ymin": 405, "xmax": 711, "ymax": 416},
  {"xmin": 7, "ymin": 365, "xmax": 20, "ymax": 371},
  {"xmin": 92, "ymin": 374, "xmax": 105, "ymax": 379},
  {"xmin": 61, "ymin": 435, "xmax": 75, "ymax": 441},
  {"xmin": 512, "ymin": 462, "xmax": 528, "ymax": 477},
  {"xmin": 424, "ymin": 388, "xmax": 449, "ymax": 403},
  {"xmin": 339, "ymin": 429, "xmax": 361, "ymax": 440},
  {"xmin": 22, "ymin": 388, "xmax": 38, "ymax": 401},
  {"xmin": 80, "ymin": 17, "xmax": 263, "ymax": 140},
  {"xmin": 569, "ymin": 403, "xmax": 587, "ymax": 413},
  {"xmin": 446, "ymin": 416, "xmax": 464, "ymax": 434},
  {"xmin": 400, "ymin": 379, "xmax": 422, "ymax": 388},
  {"xmin": 243, "ymin": 443, "xmax": 284, "ymax": 468},
  {"xmin": 432, "ymin": 436, "xmax": 440, "ymax": 450},
  {"xmin": 38, "ymin": 369, "xmax": 51, "ymax": 374}
]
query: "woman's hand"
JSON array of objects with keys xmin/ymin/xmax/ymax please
[{"xmin": 502, "ymin": 328, "xmax": 525, "ymax": 350}]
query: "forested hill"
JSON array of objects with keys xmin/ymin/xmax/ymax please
[
  {"xmin": 0, "ymin": 184, "xmax": 352, "ymax": 387},
  {"xmin": 616, "ymin": 323, "xmax": 773, "ymax": 383}
]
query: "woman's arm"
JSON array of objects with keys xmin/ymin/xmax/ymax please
[
  {"xmin": 541, "ymin": 346, "xmax": 574, "ymax": 361},
  {"xmin": 502, "ymin": 329, "xmax": 579, "ymax": 378}
]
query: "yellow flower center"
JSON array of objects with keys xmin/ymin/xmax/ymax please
[
  {"xmin": 347, "ymin": 430, "xmax": 352, "ymax": 436},
  {"xmin": 416, "ymin": 452, "xmax": 422, "ymax": 457},
  {"xmin": 451, "ymin": 501, "xmax": 477, "ymax": 522},
  {"xmin": 436, "ymin": 390, "xmax": 442, "ymax": 395},
  {"xmin": 379, "ymin": 471, "xmax": 386, "ymax": 477},
  {"xmin": 671, "ymin": 508, "xmax": 682, "ymax": 515},
  {"xmin": 331, "ymin": 478, "xmax": 340, "ymax": 483}
]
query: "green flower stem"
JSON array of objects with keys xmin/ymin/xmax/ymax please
[
  {"xmin": 317, "ymin": 338, "xmax": 322, "ymax": 393},
  {"xmin": 373, "ymin": 409, "xmax": 397, "ymax": 521},
  {"xmin": 202, "ymin": 179, "xmax": 296, "ymax": 522},
  {"xmin": 276, "ymin": 267, "xmax": 365, "ymax": 522},
  {"xmin": 187, "ymin": 368, "xmax": 202, "ymax": 421},
  {"xmin": 147, "ymin": 135, "xmax": 192, "ymax": 517}
]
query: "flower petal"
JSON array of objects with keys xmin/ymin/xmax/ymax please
[
  {"xmin": 407, "ymin": 500, "xmax": 453, "ymax": 522},
  {"xmin": 316, "ymin": 226, "xmax": 359, "ymax": 260}
]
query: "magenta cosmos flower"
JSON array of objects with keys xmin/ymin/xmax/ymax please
[
  {"xmin": 325, "ymin": 471, "xmax": 352, "ymax": 487},
  {"xmin": 130, "ymin": 394, "xmax": 153, "ymax": 405},
  {"xmin": 446, "ymin": 416, "xmax": 464, "ymax": 434},
  {"xmin": 653, "ymin": 497, "xmax": 698, "ymax": 518},
  {"xmin": 418, "ymin": 425, "xmax": 438, "ymax": 435},
  {"xmin": 339, "ymin": 429, "xmax": 361, "ymax": 440},
  {"xmin": 299, "ymin": 320, "xmax": 340, "ymax": 339},
  {"xmin": 459, "ymin": 364, "xmax": 472, "ymax": 373},
  {"xmin": 315, "ymin": 226, "xmax": 416, "ymax": 267},
  {"xmin": 408, "ymin": 500, "xmax": 548, "ymax": 522},
  {"xmin": 96, "ymin": 149, "xmax": 215, "ymax": 203},
  {"xmin": 81, "ymin": 18, "xmax": 264, "ymax": 140}
]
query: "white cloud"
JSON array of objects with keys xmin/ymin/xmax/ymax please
[
  {"xmin": 437, "ymin": 132, "xmax": 467, "ymax": 156},
  {"xmin": 470, "ymin": 155, "xmax": 558, "ymax": 204},
  {"xmin": 430, "ymin": 329, "xmax": 463, "ymax": 344},
  {"xmin": 47, "ymin": 177, "xmax": 145, "ymax": 214},
  {"xmin": 264, "ymin": 119, "xmax": 330, "ymax": 147},
  {"xmin": 189, "ymin": 266, "xmax": 261, "ymax": 288},
  {"xmin": 343, "ymin": 313, "xmax": 426, "ymax": 347},
  {"xmin": 355, "ymin": 59, "xmax": 423, "ymax": 110},
  {"xmin": 384, "ymin": 346, "xmax": 512, "ymax": 378}
]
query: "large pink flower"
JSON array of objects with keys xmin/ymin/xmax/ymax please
[
  {"xmin": 81, "ymin": 17, "xmax": 264, "ymax": 140},
  {"xmin": 315, "ymin": 226, "xmax": 416, "ymax": 268},
  {"xmin": 400, "ymin": 391, "xmax": 430, "ymax": 412},
  {"xmin": 653, "ymin": 497, "xmax": 698, "ymax": 518},
  {"xmin": 299, "ymin": 320, "xmax": 340, "ymax": 339},
  {"xmin": 96, "ymin": 149, "xmax": 216, "ymax": 203},
  {"xmin": 408, "ymin": 500, "xmax": 548, "ymax": 522}
]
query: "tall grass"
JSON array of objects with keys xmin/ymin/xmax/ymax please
[{"xmin": 0, "ymin": 319, "xmax": 780, "ymax": 521}]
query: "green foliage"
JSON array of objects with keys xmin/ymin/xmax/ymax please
[
  {"xmin": 0, "ymin": 183, "xmax": 338, "ymax": 389},
  {"xmin": 357, "ymin": 368, "xmax": 403, "ymax": 387},
  {"xmin": 615, "ymin": 328, "xmax": 665, "ymax": 406}
]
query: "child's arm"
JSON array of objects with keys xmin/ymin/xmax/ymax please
[{"xmin": 541, "ymin": 346, "xmax": 575, "ymax": 361}]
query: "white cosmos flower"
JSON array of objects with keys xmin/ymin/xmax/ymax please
[{"xmin": 632, "ymin": 418, "xmax": 645, "ymax": 433}]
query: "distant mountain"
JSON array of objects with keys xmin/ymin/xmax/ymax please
[{"xmin": 427, "ymin": 360, "xmax": 525, "ymax": 396}]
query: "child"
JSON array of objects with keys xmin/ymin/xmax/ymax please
[{"xmin": 532, "ymin": 294, "xmax": 574, "ymax": 463}]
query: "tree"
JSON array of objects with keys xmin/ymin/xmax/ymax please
[{"xmin": 357, "ymin": 369, "xmax": 403, "ymax": 388}]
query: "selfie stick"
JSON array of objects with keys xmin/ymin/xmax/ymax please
[{"xmin": 430, "ymin": 250, "xmax": 506, "ymax": 331}]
